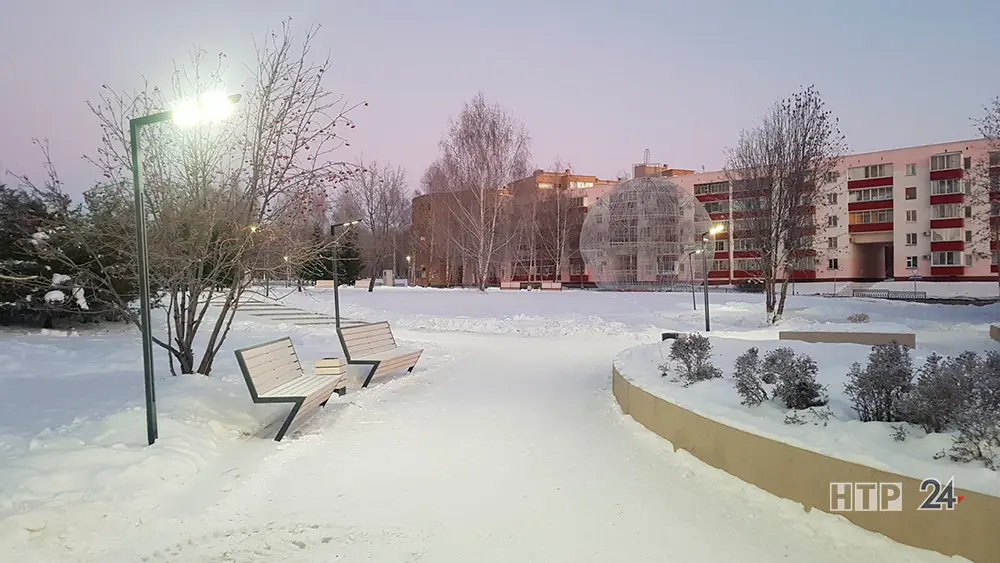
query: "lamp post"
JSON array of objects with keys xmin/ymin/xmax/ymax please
[
  {"xmin": 131, "ymin": 91, "xmax": 240, "ymax": 446},
  {"xmin": 331, "ymin": 220, "xmax": 360, "ymax": 329},
  {"xmin": 700, "ymin": 224, "xmax": 726, "ymax": 332},
  {"xmin": 406, "ymin": 255, "xmax": 412, "ymax": 286},
  {"xmin": 685, "ymin": 249, "xmax": 698, "ymax": 310}
]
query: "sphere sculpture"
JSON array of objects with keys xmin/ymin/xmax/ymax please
[{"xmin": 579, "ymin": 176, "xmax": 711, "ymax": 291}]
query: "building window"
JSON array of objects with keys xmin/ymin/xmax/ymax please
[
  {"xmin": 704, "ymin": 201, "xmax": 730, "ymax": 214},
  {"xmin": 711, "ymin": 259, "xmax": 730, "ymax": 271},
  {"xmin": 849, "ymin": 209, "xmax": 893, "ymax": 224},
  {"xmin": 849, "ymin": 186, "xmax": 893, "ymax": 203},
  {"xmin": 825, "ymin": 172, "xmax": 840, "ymax": 183},
  {"xmin": 932, "ymin": 228, "xmax": 962, "ymax": 242},
  {"xmin": 828, "ymin": 237, "xmax": 838, "ymax": 249},
  {"xmin": 828, "ymin": 216, "xmax": 839, "ymax": 227},
  {"xmin": 905, "ymin": 163, "xmax": 917, "ymax": 176},
  {"xmin": 965, "ymin": 230, "xmax": 973, "ymax": 243},
  {"xmin": 848, "ymin": 164, "xmax": 893, "ymax": 180},
  {"xmin": 931, "ymin": 179, "xmax": 963, "ymax": 195},
  {"xmin": 965, "ymin": 206, "xmax": 973, "ymax": 218},
  {"xmin": 906, "ymin": 255, "xmax": 919, "ymax": 269},
  {"xmin": 964, "ymin": 156, "xmax": 972, "ymax": 170},
  {"xmin": 965, "ymin": 254, "xmax": 973, "ymax": 266},
  {"xmin": 828, "ymin": 258, "xmax": 839, "ymax": 270},
  {"xmin": 931, "ymin": 204, "xmax": 961, "ymax": 219},
  {"xmin": 905, "ymin": 210, "xmax": 917, "ymax": 222},
  {"xmin": 715, "ymin": 240, "xmax": 728, "ymax": 252},
  {"xmin": 932, "ymin": 251, "xmax": 961, "ymax": 266},
  {"xmin": 905, "ymin": 233, "xmax": 917, "ymax": 246},
  {"xmin": 930, "ymin": 153, "xmax": 961, "ymax": 171},
  {"xmin": 694, "ymin": 181, "xmax": 729, "ymax": 195},
  {"xmin": 733, "ymin": 238, "xmax": 759, "ymax": 251},
  {"xmin": 827, "ymin": 193, "xmax": 838, "ymax": 204},
  {"xmin": 905, "ymin": 186, "xmax": 917, "ymax": 199}
]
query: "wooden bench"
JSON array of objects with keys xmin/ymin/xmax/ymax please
[
  {"xmin": 500, "ymin": 281, "xmax": 520, "ymax": 290},
  {"xmin": 234, "ymin": 337, "xmax": 348, "ymax": 441},
  {"xmin": 541, "ymin": 281, "xmax": 562, "ymax": 291},
  {"xmin": 314, "ymin": 280, "xmax": 335, "ymax": 289},
  {"xmin": 337, "ymin": 321, "xmax": 423, "ymax": 387}
]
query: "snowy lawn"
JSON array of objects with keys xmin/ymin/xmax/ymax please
[
  {"xmin": 0, "ymin": 286, "xmax": 995, "ymax": 562},
  {"xmin": 614, "ymin": 337, "xmax": 1000, "ymax": 497}
]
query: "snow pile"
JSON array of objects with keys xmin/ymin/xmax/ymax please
[
  {"xmin": 42, "ymin": 291, "xmax": 64, "ymax": 304},
  {"xmin": 614, "ymin": 337, "xmax": 1000, "ymax": 497}
]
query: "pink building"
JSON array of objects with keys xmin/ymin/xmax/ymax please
[{"xmin": 640, "ymin": 139, "xmax": 997, "ymax": 283}]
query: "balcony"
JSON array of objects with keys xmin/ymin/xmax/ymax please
[
  {"xmin": 847, "ymin": 199, "xmax": 893, "ymax": 212},
  {"xmin": 930, "ymin": 241, "xmax": 965, "ymax": 252},
  {"xmin": 931, "ymin": 266, "xmax": 965, "ymax": 277},
  {"xmin": 929, "ymin": 193, "xmax": 964, "ymax": 206},
  {"xmin": 849, "ymin": 222, "xmax": 893, "ymax": 233},
  {"xmin": 929, "ymin": 218, "xmax": 963, "ymax": 230},
  {"xmin": 930, "ymin": 152, "xmax": 963, "ymax": 181}
]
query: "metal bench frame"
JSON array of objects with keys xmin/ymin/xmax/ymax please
[{"xmin": 336, "ymin": 321, "xmax": 423, "ymax": 388}]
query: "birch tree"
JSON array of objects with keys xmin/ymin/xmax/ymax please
[
  {"xmin": 969, "ymin": 97, "xmax": 1000, "ymax": 296},
  {"xmin": 437, "ymin": 93, "xmax": 531, "ymax": 290},
  {"xmin": 724, "ymin": 86, "xmax": 846, "ymax": 323},
  {"xmin": 27, "ymin": 22, "xmax": 363, "ymax": 375},
  {"xmin": 537, "ymin": 159, "xmax": 578, "ymax": 281}
]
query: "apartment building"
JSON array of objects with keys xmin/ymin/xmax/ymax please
[{"xmin": 664, "ymin": 139, "xmax": 996, "ymax": 283}]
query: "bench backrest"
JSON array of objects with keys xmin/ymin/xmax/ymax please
[
  {"xmin": 234, "ymin": 337, "xmax": 304, "ymax": 398},
  {"xmin": 338, "ymin": 321, "xmax": 396, "ymax": 359}
]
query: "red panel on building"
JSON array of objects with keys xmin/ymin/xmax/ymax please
[
  {"xmin": 732, "ymin": 250, "xmax": 760, "ymax": 259},
  {"xmin": 848, "ymin": 222, "xmax": 893, "ymax": 233},
  {"xmin": 930, "ymin": 218, "xmax": 964, "ymax": 229},
  {"xmin": 993, "ymin": 265, "xmax": 998, "ymax": 274},
  {"xmin": 992, "ymin": 240, "xmax": 998, "ymax": 250},
  {"xmin": 707, "ymin": 270, "xmax": 730, "ymax": 279},
  {"xmin": 847, "ymin": 200, "xmax": 893, "ymax": 212},
  {"xmin": 709, "ymin": 212, "xmax": 728, "ymax": 221},
  {"xmin": 991, "ymin": 192, "xmax": 1000, "ymax": 201},
  {"xmin": 930, "ymin": 241, "xmax": 965, "ymax": 252},
  {"xmin": 931, "ymin": 266, "xmax": 965, "ymax": 276},
  {"xmin": 732, "ymin": 270, "xmax": 761, "ymax": 278},
  {"xmin": 789, "ymin": 248, "xmax": 817, "ymax": 257},
  {"xmin": 930, "ymin": 169, "xmax": 963, "ymax": 181},
  {"xmin": 791, "ymin": 270, "xmax": 817, "ymax": 280},
  {"xmin": 847, "ymin": 177, "xmax": 893, "ymax": 190},
  {"xmin": 696, "ymin": 193, "xmax": 729, "ymax": 202},
  {"xmin": 929, "ymin": 193, "xmax": 964, "ymax": 206},
  {"xmin": 714, "ymin": 251, "xmax": 729, "ymax": 260}
]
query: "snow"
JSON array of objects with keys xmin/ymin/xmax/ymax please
[
  {"xmin": 1, "ymin": 287, "xmax": 993, "ymax": 562},
  {"xmin": 28, "ymin": 232, "xmax": 49, "ymax": 245},
  {"xmin": 794, "ymin": 280, "xmax": 1000, "ymax": 299},
  {"xmin": 50, "ymin": 274, "xmax": 71, "ymax": 286},
  {"xmin": 42, "ymin": 290, "xmax": 64, "ymax": 304},
  {"xmin": 614, "ymin": 337, "xmax": 1000, "ymax": 497}
]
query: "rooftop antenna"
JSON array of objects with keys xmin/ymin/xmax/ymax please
[{"xmin": 643, "ymin": 148, "xmax": 650, "ymax": 165}]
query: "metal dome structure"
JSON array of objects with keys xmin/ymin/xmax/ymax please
[{"xmin": 579, "ymin": 176, "xmax": 712, "ymax": 291}]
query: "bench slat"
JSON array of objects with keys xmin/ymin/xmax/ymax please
[
  {"xmin": 263, "ymin": 375, "xmax": 340, "ymax": 398},
  {"xmin": 313, "ymin": 358, "xmax": 347, "ymax": 377},
  {"xmin": 241, "ymin": 347, "xmax": 299, "ymax": 371},
  {"xmin": 342, "ymin": 333, "xmax": 395, "ymax": 349},
  {"xmin": 252, "ymin": 363, "xmax": 304, "ymax": 395},
  {"xmin": 239, "ymin": 339, "xmax": 296, "ymax": 360},
  {"xmin": 339, "ymin": 323, "xmax": 393, "ymax": 340}
]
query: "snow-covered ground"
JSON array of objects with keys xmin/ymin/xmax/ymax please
[
  {"xmin": 615, "ymin": 337, "xmax": 1000, "ymax": 497},
  {"xmin": 1, "ymin": 286, "xmax": 994, "ymax": 562},
  {"xmin": 793, "ymin": 280, "xmax": 1000, "ymax": 299}
]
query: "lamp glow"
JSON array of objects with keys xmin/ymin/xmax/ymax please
[
  {"xmin": 709, "ymin": 224, "xmax": 725, "ymax": 235},
  {"xmin": 172, "ymin": 92, "xmax": 241, "ymax": 128}
]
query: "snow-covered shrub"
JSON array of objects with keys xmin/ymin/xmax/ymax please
[
  {"xmin": 890, "ymin": 424, "xmax": 909, "ymax": 442},
  {"xmin": 843, "ymin": 342, "xmax": 914, "ymax": 422},
  {"xmin": 896, "ymin": 352, "xmax": 975, "ymax": 433},
  {"xmin": 733, "ymin": 347, "xmax": 768, "ymax": 406},
  {"xmin": 847, "ymin": 312, "xmax": 869, "ymax": 323},
  {"xmin": 669, "ymin": 334, "xmax": 721, "ymax": 384},
  {"xmin": 760, "ymin": 347, "xmax": 827, "ymax": 409},
  {"xmin": 950, "ymin": 351, "xmax": 1000, "ymax": 469}
]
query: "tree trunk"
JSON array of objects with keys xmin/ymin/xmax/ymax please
[{"xmin": 774, "ymin": 272, "xmax": 791, "ymax": 323}]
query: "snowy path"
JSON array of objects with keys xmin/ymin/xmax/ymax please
[{"xmin": 111, "ymin": 332, "xmax": 949, "ymax": 563}]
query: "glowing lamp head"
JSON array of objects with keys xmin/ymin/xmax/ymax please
[
  {"xmin": 709, "ymin": 224, "xmax": 725, "ymax": 236},
  {"xmin": 173, "ymin": 92, "xmax": 241, "ymax": 128}
]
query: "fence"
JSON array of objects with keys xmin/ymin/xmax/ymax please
[{"xmin": 851, "ymin": 289, "xmax": 927, "ymax": 300}]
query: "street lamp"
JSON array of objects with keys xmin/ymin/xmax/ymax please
[
  {"xmin": 331, "ymin": 220, "xmax": 360, "ymax": 329},
  {"xmin": 700, "ymin": 224, "xmax": 726, "ymax": 332},
  {"xmin": 131, "ymin": 91, "xmax": 241, "ymax": 446},
  {"xmin": 406, "ymin": 255, "xmax": 412, "ymax": 286}
]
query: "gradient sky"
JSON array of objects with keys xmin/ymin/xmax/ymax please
[{"xmin": 2, "ymin": 0, "xmax": 999, "ymax": 198}]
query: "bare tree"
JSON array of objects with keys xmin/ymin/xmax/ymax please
[
  {"xmin": 537, "ymin": 159, "xmax": 578, "ymax": 281},
  {"xmin": 724, "ymin": 86, "xmax": 846, "ymax": 323},
  {"xmin": 968, "ymin": 97, "xmax": 1000, "ymax": 296},
  {"xmin": 437, "ymin": 93, "xmax": 531, "ymax": 290},
  {"xmin": 28, "ymin": 22, "xmax": 363, "ymax": 375},
  {"xmin": 341, "ymin": 158, "xmax": 408, "ymax": 291}
]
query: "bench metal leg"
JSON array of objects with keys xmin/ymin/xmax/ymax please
[
  {"xmin": 361, "ymin": 362, "xmax": 379, "ymax": 388},
  {"xmin": 273, "ymin": 400, "xmax": 303, "ymax": 442},
  {"xmin": 335, "ymin": 387, "xmax": 347, "ymax": 396}
]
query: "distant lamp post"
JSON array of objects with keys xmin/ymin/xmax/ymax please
[
  {"xmin": 700, "ymin": 224, "xmax": 726, "ymax": 332},
  {"xmin": 330, "ymin": 220, "xmax": 360, "ymax": 329},
  {"xmin": 406, "ymin": 255, "xmax": 412, "ymax": 286},
  {"xmin": 131, "ymin": 91, "xmax": 241, "ymax": 446}
]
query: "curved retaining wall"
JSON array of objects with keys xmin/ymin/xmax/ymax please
[{"xmin": 612, "ymin": 367, "xmax": 999, "ymax": 563}]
